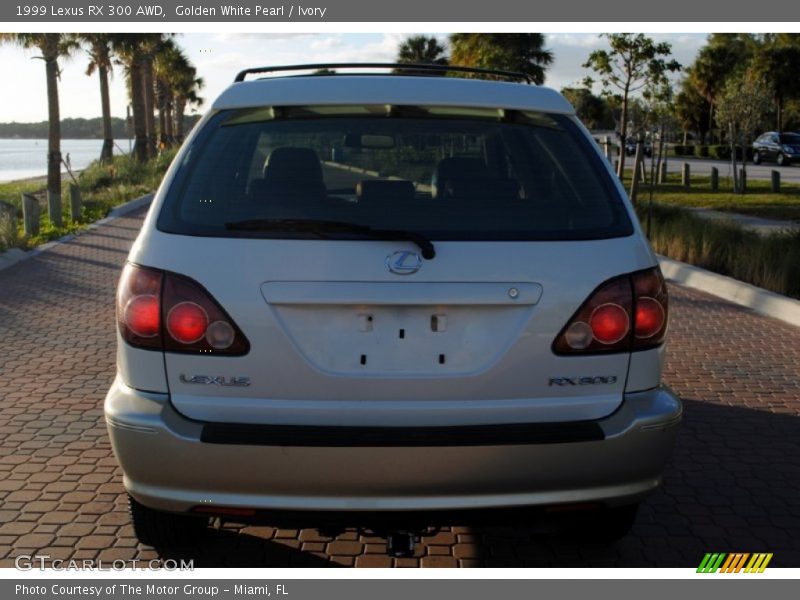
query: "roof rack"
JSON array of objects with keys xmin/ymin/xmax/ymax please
[{"xmin": 233, "ymin": 62, "xmax": 533, "ymax": 84}]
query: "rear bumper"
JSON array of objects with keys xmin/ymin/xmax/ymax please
[{"xmin": 105, "ymin": 376, "xmax": 681, "ymax": 513}]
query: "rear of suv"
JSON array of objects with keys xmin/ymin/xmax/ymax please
[{"xmin": 105, "ymin": 64, "xmax": 681, "ymax": 547}]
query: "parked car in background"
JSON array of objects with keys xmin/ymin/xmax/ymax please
[
  {"xmin": 753, "ymin": 131, "xmax": 800, "ymax": 166},
  {"xmin": 624, "ymin": 137, "xmax": 652, "ymax": 157},
  {"xmin": 106, "ymin": 63, "xmax": 681, "ymax": 549}
]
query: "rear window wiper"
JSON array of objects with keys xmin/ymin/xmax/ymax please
[{"xmin": 224, "ymin": 218, "xmax": 436, "ymax": 259}]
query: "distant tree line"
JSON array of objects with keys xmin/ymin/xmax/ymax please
[{"xmin": 0, "ymin": 116, "xmax": 201, "ymax": 140}]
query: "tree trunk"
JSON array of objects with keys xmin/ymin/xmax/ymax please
[
  {"xmin": 741, "ymin": 134, "xmax": 748, "ymax": 195},
  {"xmin": 174, "ymin": 98, "xmax": 186, "ymax": 143},
  {"xmin": 165, "ymin": 95, "xmax": 174, "ymax": 144},
  {"xmin": 142, "ymin": 55, "xmax": 157, "ymax": 157},
  {"xmin": 98, "ymin": 62, "xmax": 114, "ymax": 162},
  {"xmin": 617, "ymin": 84, "xmax": 630, "ymax": 178},
  {"xmin": 730, "ymin": 123, "xmax": 739, "ymax": 193},
  {"xmin": 43, "ymin": 35, "xmax": 62, "ymax": 227},
  {"xmin": 130, "ymin": 58, "xmax": 149, "ymax": 162},
  {"xmin": 708, "ymin": 100, "xmax": 714, "ymax": 144},
  {"xmin": 158, "ymin": 101, "xmax": 168, "ymax": 147},
  {"xmin": 777, "ymin": 96, "xmax": 783, "ymax": 133}
]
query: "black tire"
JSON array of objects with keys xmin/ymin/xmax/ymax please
[
  {"xmin": 560, "ymin": 504, "xmax": 639, "ymax": 543},
  {"xmin": 128, "ymin": 494, "xmax": 210, "ymax": 547},
  {"xmin": 753, "ymin": 151, "xmax": 761, "ymax": 165},
  {"xmin": 777, "ymin": 152, "xmax": 786, "ymax": 166}
]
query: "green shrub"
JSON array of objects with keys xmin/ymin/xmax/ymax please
[
  {"xmin": 674, "ymin": 145, "xmax": 695, "ymax": 156},
  {"xmin": 707, "ymin": 145, "xmax": 754, "ymax": 161},
  {"xmin": 639, "ymin": 203, "xmax": 800, "ymax": 299},
  {"xmin": 695, "ymin": 145, "xmax": 710, "ymax": 158},
  {"xmin": 0, "ymin": 211, "xmax": 18, "ymax": 252}
]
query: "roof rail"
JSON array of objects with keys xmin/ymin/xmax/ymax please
[{"xmin": 233, "ymin": 62, "xmax": 533, "ymax": 84}]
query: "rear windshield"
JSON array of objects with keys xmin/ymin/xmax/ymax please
[{"xmin": 157, "ymin": 105, "xmax": 632, "ymax": 241}]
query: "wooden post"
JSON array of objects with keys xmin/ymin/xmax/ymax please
[
  {"xmin": 47, "ymin": 190, "xmax": 62, "ymax": 228},
  {"xmin": 710, "ymin": 167, "xmax": 719, "ymax": 192},
  {"xmin": 771, "ymin": 170, "xmax": 780, "ymax": 193},
  {"xmin": 682, "ymin": 163, "xmax": 691, "ymax": 188},
  {"xmin": 603, "ymin": 136, "xmax": 612, "ymax": 162},
  {"xmin": 69, "ymin": 184, "xmax": 82, "ymax": 223},
  {"xmin": 739, "ymin": 168, "xmax": 747, "ymax": 193},
  {"xmin": 22, "ymin": 193, "xmax": 40, "ymax": 236},
  {"xmin": 614, "ymin": 159, "xmax": 620, "ymax": 175},
  {"xmin": 0, "ymin": 201, "xmax": 17, "ymax": 243},
  {"xmin": 658, "ymin": 161, "xmax": 667, "ymax": 184}
]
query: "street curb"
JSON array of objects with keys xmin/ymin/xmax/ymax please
[
  {"xmin": 0, "ymin": 193, "xmax": 153, "ymax": 273},
  {"xmin": 658, "ymin": 254, "xmax": 800, "ymax": 329}
]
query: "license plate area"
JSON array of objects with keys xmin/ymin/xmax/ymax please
[{"xmin": 268, "ymin": 304, "xmax": 534, "ymax": 376}]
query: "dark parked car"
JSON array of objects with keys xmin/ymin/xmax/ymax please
[
  {"xmin": 624, "ymin": 137, "xmax": 652, "ymax": 157},
  {"xmin": 752, "ymin": 132, "xmax": 800, "ymax": 166}
]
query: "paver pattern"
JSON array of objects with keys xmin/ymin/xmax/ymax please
[{"xmin": 1, "ymin": 207, "xmax": 799, "ymax": 568}]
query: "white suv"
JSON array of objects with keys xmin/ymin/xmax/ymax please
[{"xmin": 105, "ymin": 64, "xmax": 681, "ymax": 547}]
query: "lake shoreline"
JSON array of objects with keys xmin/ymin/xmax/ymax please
[
  {"xmin": 0, "ymin": 170, "xmax": 85, "ymax": 186},
  {"xmin": 0, "ymin": 138, "xmax": 125, "ymax": 185}
]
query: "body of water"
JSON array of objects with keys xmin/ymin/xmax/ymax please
[{"xmin": 0, "ymin": 138, "xmax": 130, "ymax": 183}]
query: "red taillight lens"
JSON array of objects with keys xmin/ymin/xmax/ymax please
[
  {"xmin": 589, "ymin": 303, "xmax": 630, "ymax": 344},
  {"xmin": 632, "ymin": 268, "xmax": 669, "ymax": 350},
  {"xmin": 116, "ymin": 263, "xmax": 249, "ymax": 355},
  {"xmin": 553, "ymin": 267, "xmax": 668, "ymax": 355},
  {"xmin": 124, "ymin": 295, "xmax": 160, "ymax": 338},
  {"xmin": 167, "ymin": 302, "xmax": 209, "ymax": 344},
  {"xmin": 634, "ymin": 297, "xmax": 665, "ymax": 338},
  {"xmin": 117, "ymin": 264, "xmax": 163, "ymax": 349}
]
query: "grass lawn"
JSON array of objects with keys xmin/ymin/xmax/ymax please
[{"xmin": 622, "ymin": 171, "xmax": 800, "ymax": 221}]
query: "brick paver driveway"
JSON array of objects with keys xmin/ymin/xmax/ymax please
[{"xmin": 1, "ymin": 207, "xmax": 799, "ymax": 568}]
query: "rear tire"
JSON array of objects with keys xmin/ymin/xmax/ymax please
[
  {"xmin": 128, "ymin": 494, "xmax": 210, "ymax": 547},
  {"xmin": 777, "ymin": 152, "xmax": 787, "ymax": 166}
]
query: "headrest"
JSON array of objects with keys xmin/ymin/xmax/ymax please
[{"xmin": 263, "ymin": 147, "xmax": 323, "ymax": 181}]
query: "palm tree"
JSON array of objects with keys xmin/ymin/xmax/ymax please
[
  {"xmin": 173, "ymin": 66, "xmax": 204, "ymax": 143},
  {"xmin": 140, "ymin": 34, "xmax": 167, "ymax": 156},
  {"xmin": 153, "ymin": 39, "xmax": 185, "ymax": 146},
  {"xmin": 80, "ymin": 34, "xmax": 115, "ymax": 162},
  {"xmin": 0, "ymin": 34, "xmax": 75, "ymax": 226},
  {"xmin": 113, "ymin": 34, "xmax": 153, "ymax": 161},
  {"xmin": 449, "ymin": 34, "xmax": 553, "ymax": 84},
  {"xmin": 395, "ymin": 36, "xmax": 448, "ymax": 76}
]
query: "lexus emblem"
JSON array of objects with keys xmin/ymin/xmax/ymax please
[{"xmin": 386, "ymin": 251, "xmax": 422, "ymax": 275}]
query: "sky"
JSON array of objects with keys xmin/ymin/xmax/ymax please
[{"xmin": 0, "ymin": 33, "xmax": 709, "ymax": 123}]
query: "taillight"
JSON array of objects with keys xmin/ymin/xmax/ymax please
[
  {"xmin": 116, "ymin": 263, "xmax": 249, "ymax": 355},
  {"xmin": 631, "ymin": 268, "xmax": 668, "ymax": 350},
  {"xmin": 117, "ymin": 264, "xmax": 163, "ymax": 350},
  {"xmin": 553, "ymin": 267, "xmax": 668, "ymax": 355}
]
